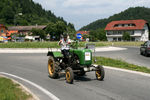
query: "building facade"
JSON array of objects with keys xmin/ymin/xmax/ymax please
[
  {"xmin": 0, "ymin": 24, "xmax": 7, "ymax": 37},
  {"xmin": 8, "ymin": 25, "xmax": 46, "ymax": 36},
  {"xmin": 105, "ymin": 19, "xmax": 150, "ymax": 41},
  {"xmin": 0, "ymin": 24, "xmax": 9, "ymax": 42}
]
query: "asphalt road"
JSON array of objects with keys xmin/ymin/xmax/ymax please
[
  {"xmin": 95, "ymin": 47, "xmax": 150, "ymax": 68},
  {"xmin": 0, "ymin": 53, "xmax": 150, "ymax": 100}
]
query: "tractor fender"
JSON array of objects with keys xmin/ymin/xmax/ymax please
[{"xmin": 47, "ymin": 51, "xmax": 63, "ymax": 58}]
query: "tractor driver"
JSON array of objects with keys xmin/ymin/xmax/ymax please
[{"xmin": 58, "ymin": 33, "xmax": 71, "ymax": 59}]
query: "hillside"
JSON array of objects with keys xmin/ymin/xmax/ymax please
[
  {"xmin": 0, "ymin": 0, "xmax": 68, "ymax": 26},
  {"xmin": 80, "ymin": 7, "xmax": 150, "ymax": 31}
]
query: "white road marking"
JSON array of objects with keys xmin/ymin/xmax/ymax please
[
  {"xmin": 93, "ymin": 64, "xmax": 150, "ymax": 77},
  {"xmin": 95, "ymin": 46, "xmax": 127, "ymax": 52},
  {"xmin": 104, "ymin": 66, "xmax": 150, "ymax": 77},
  {"xmin": 0, "ymin": 72, "xmax": 60, "ymax": 100}
]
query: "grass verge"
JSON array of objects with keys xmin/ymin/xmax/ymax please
[
  {"xmin": 94, "ymin": 56, "xmax": 150, "ymax": 74},
  {"xmin": 0, "ymin": 41, "xmax": 143, "ymax": 48},
  {"xmin": 0, "ymin": 77, "xmax": 32, "ymax": 100},
  {"xmin": 0, "ymin": 42, "xmax": 59, "ymax": 48}
]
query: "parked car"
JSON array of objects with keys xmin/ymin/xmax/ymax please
[{"xmin": 140, "ymin": 41, "xmax": 150, "ymax": 57}]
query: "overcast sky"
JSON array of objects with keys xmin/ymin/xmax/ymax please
[{"xmin": 33, "ymin": 0, "xmax": 150, "ymax": 30}]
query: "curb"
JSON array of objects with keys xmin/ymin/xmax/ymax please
[
  {"xmin": 0, "ymin": 46, "xmax": 127, "ymax": 53},
  {"xmin": 104, "ymin": 66, "xmax": 150, "ymax": 77}
]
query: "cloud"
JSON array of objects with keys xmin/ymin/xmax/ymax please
[
  {"xmin": 33, "ymin": 0, "xmax": 150, "ymax": 30},
  {"xmin": 62, "ymin": 0, "xmax": 110, "ymax": 7},
  {"xmin": 132, "ymin": 0, "xmax": 150, "ymax": 7}
]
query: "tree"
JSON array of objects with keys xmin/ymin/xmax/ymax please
[
  {"xmin": 55, "ymin": 21, "xmax": 67, "ymax": 40},
  {"xmin": 45, "ymin": 21, "xmax": 74, "ymax": 41},
  {"xmin": 45, "ymin": 22, "xmax": 56, "ymax": 40},
  {"xmin": 65, "ymin": 23, "xmax": 76, "ymax": 39},
  {"xmin": 122, "ymin": 32, "xmax": 131, "ymax": 41},
  {"xmin": 96, "ymin": 28, "xmax": 107, "ymax": 41},
  {"xmin": 89, "ymin": 28, "xmax": 107, "ymax": 42},
  {"xmin": 31, "ymin": 28, "xmax": 46, "ymax": 40},
  {"xmin": 82, "ymin": 34, "xmax": 89, "ymax": 40},
  {"xmin": 89, "ymin": 30, "xmax": 98, "ymax": 41},
  {"xmin": 0, "ymin": 0, "xmax": 69, "ymax": 26}
]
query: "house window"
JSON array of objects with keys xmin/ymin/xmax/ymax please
[
  {"xmin": 131, "ymin": 24, "xmax": 136, "ymax": 26},
  {"xmin": 114, "ymin": 24, "xmax": 119, "ymax": 27},
  {"xmin": 118, "ymin": 37, "xmax": 122, "ymax": 41},
  {"xmin": 125, "ymin": 24, "xmax": 128, "ymax": 27},
  {"xmin": 131, "ymin": 31, "xmax": 134, "ymax": 35},
  {"xmin": 113, "ymin": 38, "xmax": 117, "ymax": 41},
  {"xmin": 107, "ymin": 31, "xmax": 113, "ymax": 35},
  {"xmin": 118, "ymin": 31, "xmax": 122, "ymax": 35},
  {"xmin": 122, "ymin": 24, "xmax": 125, "ymax": 27},
  {"xmin": 131, "ymin": 37, "xmax": 135, "ymax": 41}
]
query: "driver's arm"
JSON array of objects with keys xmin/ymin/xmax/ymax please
[{"xmin": 58, "ymin": 40, "xmax": 63, "ymax": 45}]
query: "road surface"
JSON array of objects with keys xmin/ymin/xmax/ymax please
[
  {"xmin": 0, "ymin": 53, "xmax": 150, "ymax": 100},
  {"xmin": 95, "ymin": 47, "xmax": 150, "ymax": 68}
]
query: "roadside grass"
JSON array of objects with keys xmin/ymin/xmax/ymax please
[
  {"xmin": 0, "ymin": 42, "xmax": 60, "ymax": 48},
  {"xmin": 0, "ymin": 77, "xmax": 32, "ymax": 100},
  {"xmin": 0, "ymin": 41, "xmax": 144, "ymax": 48},
  {"xmin": 109, "ymin": 41, "xmax": 144, "ymax": 46},
  {"xmin": 94, "ymin": 56, "xmax": 150, "ymax": 74}
]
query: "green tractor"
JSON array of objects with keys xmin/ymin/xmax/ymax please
[{"xmin": 47, "ymin": 41, "xmax": 105, "ymax": 84}]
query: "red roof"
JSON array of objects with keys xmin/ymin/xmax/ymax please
[
  {"xmin": 105, "ymin": 19, "xmax": 147, "ymax": 31},
  {"xmin": 77, "ymin": 31, "xmax": 89, "ymax": 34},
  {"xmin": 8, "ymin": 25, "xmax": 46, "ymax": 31}
]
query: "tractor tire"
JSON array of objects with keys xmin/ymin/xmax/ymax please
[
  {"xmin": 140, "ymin": 51, "xmax": 143, "ymax": 55},
  {"xmin": 48, "ymin": 56, "xmax": 59, "ymax": 79},
  {"xmin": 65, "ymin": 67, "xmax": 74, "ymax": 84},
  {"xmin": 95, "ymin": 65, "xmax": 105, "ymax": 81},
  {"xmin": 145, "ymin": 51, "xmax": 149, "ymax": 57}
]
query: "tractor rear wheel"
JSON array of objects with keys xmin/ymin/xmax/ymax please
[
  {"xmin": 95, "ymin": 65, "xmax": 105, "ymax": 81},
  {"xmin": 48, "ymin": 56, "xmax": 58, "ymax": 79},
  {"xmin": 66, "ymin": 67, "xmax": 74, "ymax": 84}
]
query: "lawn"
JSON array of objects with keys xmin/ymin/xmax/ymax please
[
  {"xmin": 0, "ymin": 77, "xmax": 32, "ymax": 100},
  {"xmin": 94, "ymin": 56, "xmax": 150, "ymax": 74},
  {"xmin": 0, "ymin": 41, "xmax": 144, "ymax": 48}
]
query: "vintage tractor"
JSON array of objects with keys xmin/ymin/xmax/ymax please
[{"xmin": 47, "ymin": 41, "xmax": 105, "ymax": 84}]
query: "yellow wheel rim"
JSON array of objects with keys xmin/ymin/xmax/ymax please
[
  {"xmin": 96, "ymin": 71, "xmax": 101, "ymax": 79},
  {"xmin": 48, "ymin": 60, "xmax": 54, "ymax": 75},
  {"xmin": 66, "ymin": 72, "xmax": 71, "ymax": 82}
]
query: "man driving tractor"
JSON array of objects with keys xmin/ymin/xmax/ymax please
[
  {"xmin": 47, "ymin": 33, "xmax": 105, "ymax": 84},
  {"xmin": 58, "ymin": 33, "xmax": 71, "ymax": 58}
]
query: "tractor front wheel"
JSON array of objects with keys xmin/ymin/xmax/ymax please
[
  {"xmin": 48, "ymin": 56, "xmax": 58, "ymax": 79},
  {"xmin": 66, "ymin": 67, "xmax": 74, "ymax": 84},
  {"xmin": 95, "ymin": 65, "xmax": 105, "ymax": 81}
]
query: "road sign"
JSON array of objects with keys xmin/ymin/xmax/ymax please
[{"xmin": 76, "ymin": 33, "xmax": 82, "ymax": 39}]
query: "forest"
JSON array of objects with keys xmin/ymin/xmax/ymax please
[{"xmin": 0, "ymin": 0, "xmax": 68, "ymax": 26}]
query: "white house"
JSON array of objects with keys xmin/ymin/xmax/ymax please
[{"xmin": 105, "ymin": 19, "xmax": 150, "ymax": 41}]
